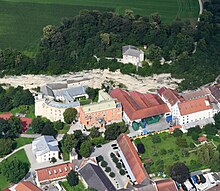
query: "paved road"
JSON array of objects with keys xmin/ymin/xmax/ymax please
[{"xmin": 20, "ymin": 133, "xmax": 41, "ymax": 138}]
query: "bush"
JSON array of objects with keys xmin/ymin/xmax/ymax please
[
  {"xmin": 137, "ymin": 143, "xmax": 145, "ymax": 154},
  {"xmin": 105, "ymin": 167, "xmax": 111, "ymax": 172},
  {"xmin": 160, "ymin": 148, "xmax": 167, "ymax": 155},
  {"xmin": 110, "ymin": 152, "xmax": 116, "ymax": 158},
  {"xmin": 101, "ymin": 160, "xmax": 108, "ymax": 167},
  {"xmin": 119, "ymin": 169, "xmax": 126, "ymax": 175},
  {"xmin": 189, "ymin": 142, "xmax": 195, "ymax": 148},
  {"xmin": 173, "ymin": 129, "xmax": 183, "ymax": 137},
  {"xmin": 168, "ymin": 148, "xmax": 174, "ymax": 155},
  {"xmin": 181, "ymin": 149, "xmax": 190, "ymax": 157},
  {"xmin": 116, "ymin": 162, "xmax": 122, "ymax": 169},
  {"xmin": 176, "ymin": 138, "xmax": 188, "ymax": 148},
  {"xmin": 152, "ymin": 135, "xmax": 161, "ymax": 143},
  {"xmin": 109, "ymin": 172, "xmax": 115, "ymax": 178},
  {"xmin": 96, "ymin": 155, "xmax": 104, "ymax": 162},
  {"xmin": 113, "ymin": 157, "xmax": 119, "ymax": 163},
  {"xmin": 191, "ymin": 132, "xmax": 199, "ymax": 141},
  {"xmin": 173, "ymin": 154, "xmax": 180, "ymax": 161}
]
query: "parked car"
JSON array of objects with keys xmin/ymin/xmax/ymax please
[{"xmin": 199, "ymin": 174, "xmax": 206, "ymax": 184}]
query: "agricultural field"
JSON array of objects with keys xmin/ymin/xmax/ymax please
[{"xmin": 0, "ymin": 0, "xmax": 199, "ymax": 51}]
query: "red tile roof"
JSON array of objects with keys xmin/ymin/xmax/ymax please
[
  {"xmin": 169, "ymin": 125, "xmax": 182, "ymax": 133},
  {"xmin": 117, "ymin": 133, "xmax": 150, "ymax": 184},
  {"xmin": 110, "ymin": 89, "xmax": 170, "ymax": 121},
  {"xmin": 15, "ymin": 181, "xmax": 41, "ymax": 191},
  {"xmin": 178, "ymin": 97, "xmax": 212, "ymax": 116},
  {"xmin": 155, "ymin": 179, "xmax": 178, "ymax": 191},
  {"xmin": 3, "ymin": 189, "xmax": 10, "ymax": 191},
  {"xmin": 198, "ymin": 136, "xmax": 207, "ymax": 142},
  {"xmin": 0, "ymin": 112, "xmax": 13, "ymax": 120},
  {"xmin": 158, "ymin": 87, "xmax": 183, "ymax": 106},
  {"xmin": 20, "ymin": 117, "xmax": 32, "ymax": 133},
  {"xmin": 36, "ymin": 162, "xmax": 74, "ymax": 183}
]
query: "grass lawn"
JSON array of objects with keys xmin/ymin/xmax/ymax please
[
  {"xmin": 14, "ymin": 137, "xmax": 33, "ymax": 149},
  {"xmin": 137, "ymin": 133, "xmax": 208, "ymax": 175},
  {"xmin": 0, "ymin": 149, "xmax": 30, "ymax": 190},
  {"xmin": 10, "ymin": 105, "xmax": 35, "ymax": 118},
  {"xmin": 59, "ymin": 181, "xmax": 85, "ymax": 191},
  {"xmin": 0, "ymin": 0, "xmax": 199, "ymax": 51}
]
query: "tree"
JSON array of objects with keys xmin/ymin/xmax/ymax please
[
  {"xmin": 41, "ymin": 121, "xmax": 57, "ymax": 137},
  {"xmin": 62, "ymin": 134, "xmax": 78, "ymax": 153},
  {"xmin": 173, "ymin": 129, "xmax": 183, "ymax": 137},
  {"xmin": 90, "ymin": 127, "xmax": 101, "ymax": 138},
  {"xmin": 176, "ymin": 138, "xmax": 188, "ymax": 148},
  {"xmin": 119, "ymin": 169, "xmax": 126, "ymax": 175},
  {"xmin": 170, "ymin": 162, "xmax": 190, "ymax": 184},
  {"xmin": 105, "ymin": 167, "xmax": 111, "ymax": 172},
  {"xmin": 137, "ymin": 143, "xmax": 145, "ymax": 154},
  {"xmin": 31, "ymin": 117, "xmax": 45, "ymax": 133},
  {"xmin": 214, "ymin": 113, "xmax": 220, "ymax": 129},
  {"xmin": 101, "ymin": 160, "xmax": 108, "ymax": 167},
  {"xmin": 63, "ymin": 108, "xmax": 77, "ymax": 124},
  {"xmin": 67, "ymin": 170, "xmax": 79, "ymax": 187},
  {"xmin": 109, "ymin": 172, "xmax": 115, "ymax": 178},
  {"xmin": 53, "ymin": 120, "xmax": 64, "ymax": 130},
  {"xmin": 97, "ymin": 155, "xmax": 104, "ymax": 162},
  {"xmin": 51, "ymin": 157, "xmax": 57, "ymax": 163},
  {"xmin": 191, "ymin": 132, "xmax": 199, "ymax": 141},
  {"xmin": 151, "ymin": 135, "xmax": 161, "ymax": 143},
  {"xmin": 203, "ymin": 124, "xmax": 217, "ymax": 135},
  {"xmin": 1, "ymin": 159, "xmax": 29, "ymax": 183},
  {"xmin": 86, "ymin": 87, "xmax": 99, "ymax": 101},
  {"xmin": 0, "ymin": 139, "xmax": 14, "ymax": 157},
  {"xmin": 104, "ymin": 123, "xmax": 128, "ymax": 140},
  {"xmin": 160, "ymin": 148, "xmax": 167, "ymax": 155},
  {"xmin": 79, "ymin": 140, "xmax": 93, "ymax": 158}
]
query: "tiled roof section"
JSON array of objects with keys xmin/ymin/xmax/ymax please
[
  {"xmin": 117, "ymin": 133, "xmax": 150, "ymax": 184},
  {"xmin": 155, "ymin": 179, "xmax": 178, "ymax": 191},
  {"xmin": 0, "ymin": 112, "xmax": 13, "ymax": 120},
  {"xmin": 79, "ymin": 163, "xmax": 116, "ymax": 191},
  {"xmin": 178, "ymin": 97, "xmax": 212, "ymax": 116},
  {"xmin": 36, "ymin": 162, "xmax": 73, "ymax": 182},
  {"xmin": 209, "ymin": 84, "xmax": 220, "ymax": 103},
  {"xmin": 159, "ymin": 87, "xmax": 183, "ymax": 106},
  {"xmin": 110, "ymin": 89, "xmax": 170, "ymax": 121},
  {"xmin": 198, "ymin": 136, "xmax": 207, "ymax": 142},
  {"xmin": 15, "ymin": 181, "xmax": 41, "ymax": 191},
  {"xmin": 169, "ymin": 125, "xmax": 182, "ymax": 133},
  {"xmin": 3, "ymin": 189, "xmax": 10, "ymax": 191},
  {"xmin": 182, "ymin": 88, "xmax": 210, "ymax": 101}
]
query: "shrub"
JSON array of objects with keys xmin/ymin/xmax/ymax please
[
  {"xmin": 105, "ymin": 167, "xmax": 111, "ymax": 172},
  {"xmin": 110, "ymin": 152, "xmax": 116, "ymax": 158},
  {"xmin": 116, "ymin": 162, "xmax": 122, "ymax": 169},
  {"xmin": 160, "ymin": 148, "xmax": 167, "ymax": 155},
  {"xmin": 189, "ymin": 142, "xmax": 195, "ymax": 148},
  {"xmin": 191, "ymin": 132, "xmax": 199, "ymax": 141},
  {"xmin": 101, "ymin": 160, "xmax": 108, "ymax": 167},
  {"xmin": 168, "ymin": 148, "xmax": 174, "ymax": 155},
  {"xmin": 173, "ymin": 129, "xmax": 183, "ymax": 137},
  {"xmin": 119, "ymin": 169, "xmax": 126, "ymax": 175},
  {"xmin": 109, "ymin": 172, "xmax": 115, "ymax": 178},
  {"xmin": 181, "ymin": 149, "xmax": 190, "ymax": 157},
  {"xmin": 173, "ymin": 154, "xmax": 180, "ymax": 161},
  {"xmin": 176, "ymin": 138, "xmax": 188, "ymax": 148},
  {"xmin": 137, "ymin": 143, "xmax": 145, "ymax": 154},
  {"xmin": 96, "ymin": 155, "xmax": 104, "ymax": 162},
  {"xmin": 152, "ymin": 135, "xmax": 161, "ymax": 143},
  {"xmin": 113, "ymin": 157, "xmax": 119, "ymax": 163}
]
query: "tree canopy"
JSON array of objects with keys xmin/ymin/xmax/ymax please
[
  {"xmin": 170, "ymin": 162, "xmax": 190, "ymax": 184},
  {"xmin": 63, "ymin": 108, "xmax": 78, "ymax": 124},
  {"xmin": 67, "ymin": 170, "xmax": 79, "ymax": 187}
]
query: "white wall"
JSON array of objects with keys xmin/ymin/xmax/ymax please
[{"xmin": 36, "ymin": 151, "xmax": 59, "ymax": 163}]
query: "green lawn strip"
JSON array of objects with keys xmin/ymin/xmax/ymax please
[
  {"xmin": 14, "ymin": 137, "xmax": 33, "ymax": 149},
  {"xmin": 59, "ymin": 180, "xmax": 85, "ymax": 191},
  {"xmin": 0, "ymin": 149, "xmax": 30, "ymax": 190}
]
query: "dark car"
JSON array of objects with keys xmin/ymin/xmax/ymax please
[
  {"xmin": 111, "ymin": 144, "xmax": 117, "ymax": 147},
  {"xmin": 199, "ymin": 174, "xmax": 206, "ymax": 184}
]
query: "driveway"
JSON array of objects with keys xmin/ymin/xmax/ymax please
[
  {"xmin": 24, "ymin": 144, "xmax": 65, "ymax": 172},
  {"xmin": 91, "ymin": 141, "xmax": 129, "ymax": 189},
  {"xmin": 68, "ymin": 121, "xmax": 90, "ymax": 136}
]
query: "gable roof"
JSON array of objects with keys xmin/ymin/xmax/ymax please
[
  {"xmin": 15, "ymin": 181, "xmax": 41, "ymax": 191},
  {"xmin": 158, "ymin": 87, "xmax": 183, "ymax": 106},
  {"xmin": 209, "ymin": 84, "xmax": 220, "ymax": 103},
  {"xmin": 117, "ymin": 133, "xmax": 150, "ymax": 184},
  {"xmin": 155, "ymin": 179, "xmax": 178, "ymax": 191},
  {"xmin": 36, "ymin": 162, "xmax": 73, "ymax": 183},
  {"xmin": 0, "ymin": 112, "xmax": 13, "ymax": 120},
  {"xmin": 110, "ymin": 89, "xmax": 170, "ymax": 121},
  {"xmin": 178, "ymin": 97, "xmax": 212, "ymax": 116},
  {"xmin": 182, "ymin": 88, "xmax": 210, "ymax": 101},
  {"xmin": 32, "ymin": 136, "xmax": 59, "ymax": 156},
  {"xmin": 79, "ymin": 163, "xmax": 116, "ymax": 191}
]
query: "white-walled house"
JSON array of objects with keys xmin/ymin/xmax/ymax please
[
  {"xmin": 32, "ymin": 136, "xmax": 59, "ymax": 163},
  {"xmin": 122, "ymin": 45, "xmax": 144, "ymax": 67}
]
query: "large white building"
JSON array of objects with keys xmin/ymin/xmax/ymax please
[
  {"xmin": 32, "ymin": 136, "xmax": 59, "ymax": 163},
  {"xmin": 158, "ymin": 87, "xmax": 219, "ymax": 129},
  {"xmin": 121, "ymin": 45, "xmax": 144, "ymax": 67},
  {"xmin": 35, "ymin": 83, "xmax": 87, "ymax": 122}
]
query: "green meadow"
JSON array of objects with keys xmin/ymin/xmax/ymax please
[{"xmin": 0, "ymin": 0, "xmax": 199, "ymax": 51}]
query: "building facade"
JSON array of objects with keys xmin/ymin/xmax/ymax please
[
  {"xmin": 79, "ymin": 90, "xmax": 122, "ymax": 128},
  {"xmin": 32, "ymin": 136, "xmax": 59, "ymax": 163}
]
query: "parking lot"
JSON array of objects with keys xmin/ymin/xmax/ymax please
[{"xmin": 91, "ymin": 141, "xmax": 129, "ymax": 189}]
